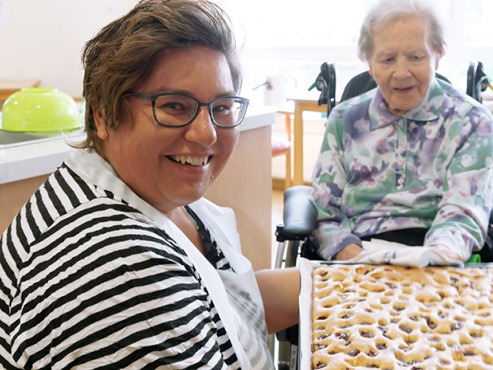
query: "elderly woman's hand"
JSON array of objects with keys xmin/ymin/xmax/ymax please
[
  {"xmin": 429, "ymin": 244, "xmax": 463, "ymax": 262},
  {"xmin": 333, "ymin": 243, "xmax": 364, "ymax": 260}
]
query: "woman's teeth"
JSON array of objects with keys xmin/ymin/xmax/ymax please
[{"xmin": 170, "ymin": 155, "xmax": 209, "ymax": 166}]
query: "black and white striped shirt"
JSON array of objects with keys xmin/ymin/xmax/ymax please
[{"xmin": 0, "ymin": 159, "xmax": 243, "ymax": 369}]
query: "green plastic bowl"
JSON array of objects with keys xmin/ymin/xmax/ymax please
[{"xmin": 0, "ymin": 88, "xmax": 81, "ymax": 132}]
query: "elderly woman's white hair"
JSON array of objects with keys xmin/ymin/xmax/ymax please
[{"xmin": 357, "ymin": 0, "xmax": 447, "ymax": 62}]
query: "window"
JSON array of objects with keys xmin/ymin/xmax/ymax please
[
  {"xmin": 465, "ymin": 0, "xmax": 493, "ymax": 47},
  {"xmin": 229, "ymin": 0, "xmax": 369, "ymax": 48},
  {"xmin": 219, "ymin": 0, "xmax": 493, "ymax": 104}
]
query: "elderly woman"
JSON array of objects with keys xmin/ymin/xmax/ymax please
[
  {"xmin": 0, "ymin": 1, "xmax": 299, "ymax": 368},
  {"xmin": 309, "ymin": 0, "xmax": 493, "ymax": 263}
]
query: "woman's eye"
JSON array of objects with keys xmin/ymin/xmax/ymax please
[
  {"xmin": 163, "ymin": 102, "xmax": 182, "ymax": 110},
  {"xmin": 213, "ymin": 104, "xmax": 231, "ymax": 114},
  {"xmin": 158, "ymin": 102, "xmax": 188, "ymax": 114}
]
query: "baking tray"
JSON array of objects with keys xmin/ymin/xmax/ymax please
[{"xmin": 298, "ymin": 258, "xmax": 493, "ymax": 370}]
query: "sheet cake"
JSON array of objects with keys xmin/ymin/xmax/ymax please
[{"xmin": 311, "ymin": 264, "xmax": 493, "ymax": 370}]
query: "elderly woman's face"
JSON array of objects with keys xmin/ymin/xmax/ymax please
[
  {"xmin": 369, "ymin": 16, "xmax": 442, "ymax": 116},
  {"xmin": 94, "ymin": 46, "xmax": 239, "ymax": 215}
]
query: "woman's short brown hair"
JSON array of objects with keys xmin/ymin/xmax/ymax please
[{"xmin": 78, "ymin": 0, "xmax": 242, "ymax": 156}]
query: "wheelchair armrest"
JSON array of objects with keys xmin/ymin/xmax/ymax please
[{"xmin": 282, "ymin": 185, "xmax": 317, "ymax": 239}]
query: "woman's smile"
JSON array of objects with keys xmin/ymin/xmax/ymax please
[{"xmin": 168, "ymin": 155, "xmax": 211, "ymax": 166}]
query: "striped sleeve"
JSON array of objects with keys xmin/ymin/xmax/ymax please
[{"xmin": 0, "ymin": 165, "xmax": 239, "ymax": 369}]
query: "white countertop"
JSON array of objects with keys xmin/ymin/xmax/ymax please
[{"xmin": 0, "ymin": 106, "xmax": 276, "ymax": 185}]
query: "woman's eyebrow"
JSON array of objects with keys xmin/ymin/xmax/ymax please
[
  {"xmin": 149, "ymin": 87, "xmax": 191, "ymax": 95},
  {"xmin": 150, "ymin": 87, "xmax": 237, "ymax": 98},
  {"xmin": 406, "ymin": 49, "xmax": 427, "ymax": 55},
  {"xmin": 375, "ymin": 52, "xmax": 394, "ymax": 59}
]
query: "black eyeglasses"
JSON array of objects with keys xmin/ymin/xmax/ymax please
[{"xmin": 125, "ymin": 92, "xmax": 250, "ymax": 128}]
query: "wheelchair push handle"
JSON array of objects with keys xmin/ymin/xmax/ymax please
[{"xmin": 282, "ymin": 185, "xmax": 318, "ymax": 239}]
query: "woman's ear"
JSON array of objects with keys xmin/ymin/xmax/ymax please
[
  {"xmin": 435, "ymin": 48, "xmax": 445, "ymax": 70},
  {"xmin": 93, "ymin": 106, "xmax": 110, "ymax": 140},
  {"xmin": 367, "ymin": 55, "xmax": 374, "ymax": 77}
]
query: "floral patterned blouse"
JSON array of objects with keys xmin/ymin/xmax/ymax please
[{"xmin": 310, "ymin": 79, "xmax": 493, "ymax": 261}]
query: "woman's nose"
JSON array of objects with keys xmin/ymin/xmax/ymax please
[
  {"xmin": 393, "ymin": 58, "xmax": 412, "ymax": 79},
  {"xmin": 185, "ymin": 107, "xmax": 217, "ymax": 145}
]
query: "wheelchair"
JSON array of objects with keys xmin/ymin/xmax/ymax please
[
  {"xmin": 467, "ymin": 61, "xmax": 493, "ymax": 103},
  {"xmin": 273, "ymin": 61, "xmax": 493, "ymax": 370}
]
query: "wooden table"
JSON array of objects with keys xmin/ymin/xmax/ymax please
[
  {"xmin": 0, "ymin": 79, "xmax": 41, "ymax": 103},
  {"xmin": 289, "ymin": 96, "xmax": 327, "ymax": 185}
]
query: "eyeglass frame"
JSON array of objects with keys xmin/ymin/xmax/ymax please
[{"xmin": 124, "ymin": 92, "xmax": 250, "ymax": 128}]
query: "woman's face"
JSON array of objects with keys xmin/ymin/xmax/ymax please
[
  {"xmin": 94, "ymin": 46, "xmax": 239, "ymax": 215},
  {"xmin": 368, "ymin": 16, "xmax": 443, "ymax": 116}
]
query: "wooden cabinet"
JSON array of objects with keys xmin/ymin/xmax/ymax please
[
  {"xmin": 205, "ymin": 124, "xmax": 272, "ymax": 271},
  {"xmin": 0, "ymin": 173, "xmax": 50, "ymax": 233}
]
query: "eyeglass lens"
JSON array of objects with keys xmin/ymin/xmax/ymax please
[{"xmin": 154, "ymin": 95, "xmax": 246, "ymax": 127}]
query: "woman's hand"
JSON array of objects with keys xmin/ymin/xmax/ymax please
[
  {"xmin": 333, "ymin": 243, "xmax": 364, "ymax": 260},
  {"xmin": 429, "ymin": 244, "xmax": 463, "ymax": 262}
]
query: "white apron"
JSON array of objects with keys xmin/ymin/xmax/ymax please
[{"xmin": 163, "ymin": 199, "xmax": 274, "ymax": 370}]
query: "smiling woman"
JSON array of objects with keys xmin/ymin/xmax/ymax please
[{"xmin": 93, "ymin": 47, "xmax": 241, "ymax": 215}]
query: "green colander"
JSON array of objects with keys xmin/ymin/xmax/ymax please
[{"xmin": 0, "ymin": 88, "xmax": 81, "ymax": 132}]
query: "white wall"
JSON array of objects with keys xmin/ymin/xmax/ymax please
[{"xmin": 0, "ymin": 0, "xmax": 138, "ymax": 98}]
